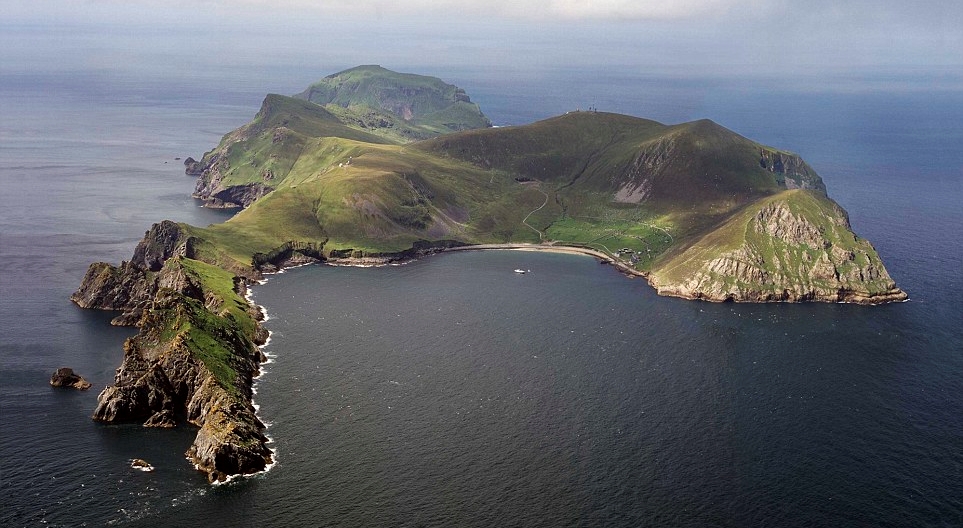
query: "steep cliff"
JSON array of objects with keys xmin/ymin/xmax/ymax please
[
  {"xmin": 74, "ymin": 226, "xmax": 273, "ymax": 482},
  {"xmin": 649, "ymin": 190, "xmax": 907, "ymax": 303},
  {"xmin": 71, "ymin": 221, "xmax": 198, "ymax": 325}
]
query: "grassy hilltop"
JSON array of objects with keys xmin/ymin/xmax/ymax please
[
  {"xmin": 181, "ymin": 68, "xmax": 903, "ymax": 305},
  {"xmin": 182, "ymin": 67, "xmax": 901, "ymax": 304},
  {"xmin": 184, "ymin": 67, "xmax": 898, "ymax": 303},
  {"xmin": 296, "ymin": 65, "xmax": 491, "ymax": 140}
]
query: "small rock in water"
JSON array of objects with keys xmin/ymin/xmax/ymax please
[
  {"xmin": 49, "ymin": 367, "xmax": 92, "ymax": 390},
  {"xmin": 131, "ymin": 459, "xmax": 154, "ymax": 472}
]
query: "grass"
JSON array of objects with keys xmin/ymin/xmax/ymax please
[
  {"xmin": 649, "ymin": 189, "xmax": 896, "ymax": 296},
  {"xmin": 545, "ymin": 216, "xmax": 674, "ymax": 269},
  {"xmin": 296, "ymin": 65, "xmax": 491, "ymax": 139},
  {"xmin": 136, "ymin": 258, "xmax": 262, "ymax": 399},
  {"xmin": 183, "ymin": 105, "xmax": 844, "ymax": 275},
  {"xmin": 178, "ymin": 70, "xmax": 895, "ymax": 304},
  {"xmin": 113, "ymin": 70, "xmax": 905, "ymax": 418}
]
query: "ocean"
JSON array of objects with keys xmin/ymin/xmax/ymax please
[{"xmin": 1, "ymin": 25, "xmax": 962, "ymax": 527}]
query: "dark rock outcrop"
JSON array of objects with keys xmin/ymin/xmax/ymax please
[
  {"xmin": 50, "ymin": 368, "xmax": 92, "ymax": 390},
  {"xmin": 207, "ymin": 183, "xmax": 273, "ymax": 209},
  {"xmin": 144, "ymin": 409, "xmax": 177, "ymax": 428},
  {"xmin": 252, "ymin": 241, "xmax": 327, "ymax": 272},
  {"xmin": 70, "ymin": 261, "xmax": 155, "ymax": 325},
  {"xmin": 132, "ymin": 220, "xmax": 193, "ymax": 272},
  {"xmin": 130, "ymin": 458, "xmax": 154, "ymax": 471},
  {"xmin": 88, "ymin": 282, "xmax": 273, "ymax": 482},
  {"xmin": 184, "ymin": 156, "xmax": 204, "ymax": 175},
  {"xmin": 72, "ymin": 221, "xmax": 202, "ymax": 325},
  {"xmin": 189, "ymin": 152, "xmax": 274, "ymax": 209},
  {"xmin": 75, "ymin": 226, "xmax": 273, "ymax": 483}
]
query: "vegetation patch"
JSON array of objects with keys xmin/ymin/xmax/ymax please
[{"xmin": 545, "ymin": 216, "xmax": 673, "ymax": 269}]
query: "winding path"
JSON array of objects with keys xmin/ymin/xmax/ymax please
[{"xmin": 521, "ymin": 186, "xmax": 550, "ymax": 240}]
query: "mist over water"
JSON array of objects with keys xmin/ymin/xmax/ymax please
[{"xmin": 1, "ymin": 21, "xmax": 961, "ymax": 527}]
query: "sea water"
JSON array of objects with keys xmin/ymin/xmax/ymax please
[{"xmin": 1, "ymin": 30, "xmax": 961, "ymax": 528}]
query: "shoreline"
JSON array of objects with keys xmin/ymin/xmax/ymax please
[
  {"xmin": 442, "ymin": 243, "xmax": 648, "ymax": 279},
  {"xmin": 232, "ymin": 285, "xmax": 279, "ymax": 485},
  {"xmin": 318, "ymin": 242, "xmax": 903, "ymax": 305},
  {"xmin": 324, "ymin": 242, "xmax": 645, "ymax": 278}
]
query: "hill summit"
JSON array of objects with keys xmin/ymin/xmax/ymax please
[{"xmin": 295, "ymin": 65, "xmax": 491, "ymax": 140}]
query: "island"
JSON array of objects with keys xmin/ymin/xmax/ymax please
[{"xmin": 72, "ymin": 65, "xmax": 906, "ymax": 482}]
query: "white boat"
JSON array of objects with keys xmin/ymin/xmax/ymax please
[{"xmin": 514, "ymin": 269, "xmax": 527, "ymax": 274}]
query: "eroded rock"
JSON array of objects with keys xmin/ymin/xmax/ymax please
[{"xmin": 50, "ymin": 368, "xmax": 92, "ymax": 390}]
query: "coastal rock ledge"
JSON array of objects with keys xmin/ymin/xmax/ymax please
[{"xmin": 73, "ymin": 222, "xmax": 272, "ymax": 482}]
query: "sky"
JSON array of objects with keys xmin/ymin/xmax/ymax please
[{"xmin": 3, "ymin": 0, "xmax": 961, "ymax": 87}]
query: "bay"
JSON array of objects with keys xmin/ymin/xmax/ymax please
[{"xmin": 1, "ymin": 28, "xmax": 961, "ymax": 526}]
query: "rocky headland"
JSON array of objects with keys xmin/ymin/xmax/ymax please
[
  {"xmin": 73, "ymin": 223, "xmax": 273, "ymax": 482},
  {"xmin": 648, "ymin": 191, "xmax": 907, "ymax": 304}
]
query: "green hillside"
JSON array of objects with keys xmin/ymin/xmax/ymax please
[
  {"xmin": 179, "ymin": 66, "xmax": 901, "ymax": 304},
  {"xmin": 296, "ymin": 65, "xmax": 492, "ymax": 140}
]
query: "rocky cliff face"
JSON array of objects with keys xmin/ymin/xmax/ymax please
[
  {"xmin": 650, "ymin": 191, "xmax": 907, "ymax": 304},
  {"xmin": 131, "ymin": 220, "xmax": 195, "ymax": 271},
  {"xmin": 90, "ymin": 288, "xmax": 272, "ymax": 482},
  {"xmin": 73, "ymin": 224, "xmax": 273, "ymax": 482},
  {"xmin": 189, "ymin": 151, "xmax": 274, "ymax": 209},
  {"xmin": 759, "ymin": 148, "xmax": 826, "ymax": 191},
  {"xmin": 71, "ymin": 221, "xmax": 199, "ymax": 324}
]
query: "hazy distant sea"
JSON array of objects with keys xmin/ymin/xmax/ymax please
[{"xmin": 1, "ymin": 25, "xmax": 961, "ymax": 527}]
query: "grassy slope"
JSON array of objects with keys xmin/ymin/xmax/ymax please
[
  {"xmin": 193, "ymin": 137, "xmax": 550, "ymax": 259},
  {"xmin": 296, "ymin": 65, "xmax": 491, "ymax": 140},
  {"xmin": 181, "ymin": 106, "xmax": 840, "ymax": 278},
  {"xmin": 649, "ymin": 189, "xmax": 898, "ymax": 297},
  {"xmin": 198, "ymin": 95, "xmax": 396, "ymax": 191},
  {"xmin": 136, "ymin": 258, "xmax": 260, "ymax": 398}
]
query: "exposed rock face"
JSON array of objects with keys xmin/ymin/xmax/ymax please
[
  {"xmin": 650, "ymin": 192, "xmax": 907, "ymax": 304},
  {"xmin": 189, "ymin": 152, "xmax": 274, "ymax": 209},
  {"xmin": 144, "ymin": 409, "xmax": 177, "ymax": 428},
  {"xmin": 252, "ymin": 241, "xmax": 326, "ymax": 272},
  {"xmin": 71, "ymin": 261, "xmax": 155, "ymax": 325},
  {"xmin": 71, "ymin": 221, "xmax": 203, "ymax": 325},
  {"xmin": 131, "ymin": 458, "xmax": 154, "ymax": 471},
  {"xmin": 88, "ymin": 283, "xmax": 272, "ymax": 482},
  {"xmin": 50, "ymin": 368, "xmax": 92, "ymax": 390},
  {"xmin": 184, "ymin": 156, "xmax": 203, "ymax": 175},
  {"xmin": 74, "ymin": 227, "xmax": 273, "ymax": 483},
  {"xmin": 759, "ymin": 149, "xmax": 826, "ymax": 191},
  {"xmin": 612, "ymin": 137, "xmax": 675, "ymax": 204},
  {"xmin": 132, "ymin": 220, "xmax": 194, "ymax": 272}
]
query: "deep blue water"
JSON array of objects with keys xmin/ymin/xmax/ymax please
[{"xmin": 1, "ymin": 34, "xmax": 961, "ymax": 526}]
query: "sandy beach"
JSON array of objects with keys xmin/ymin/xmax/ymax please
[{"xmin": 443, "ymin": 243, "xmax": 648, "ymax": 279}]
